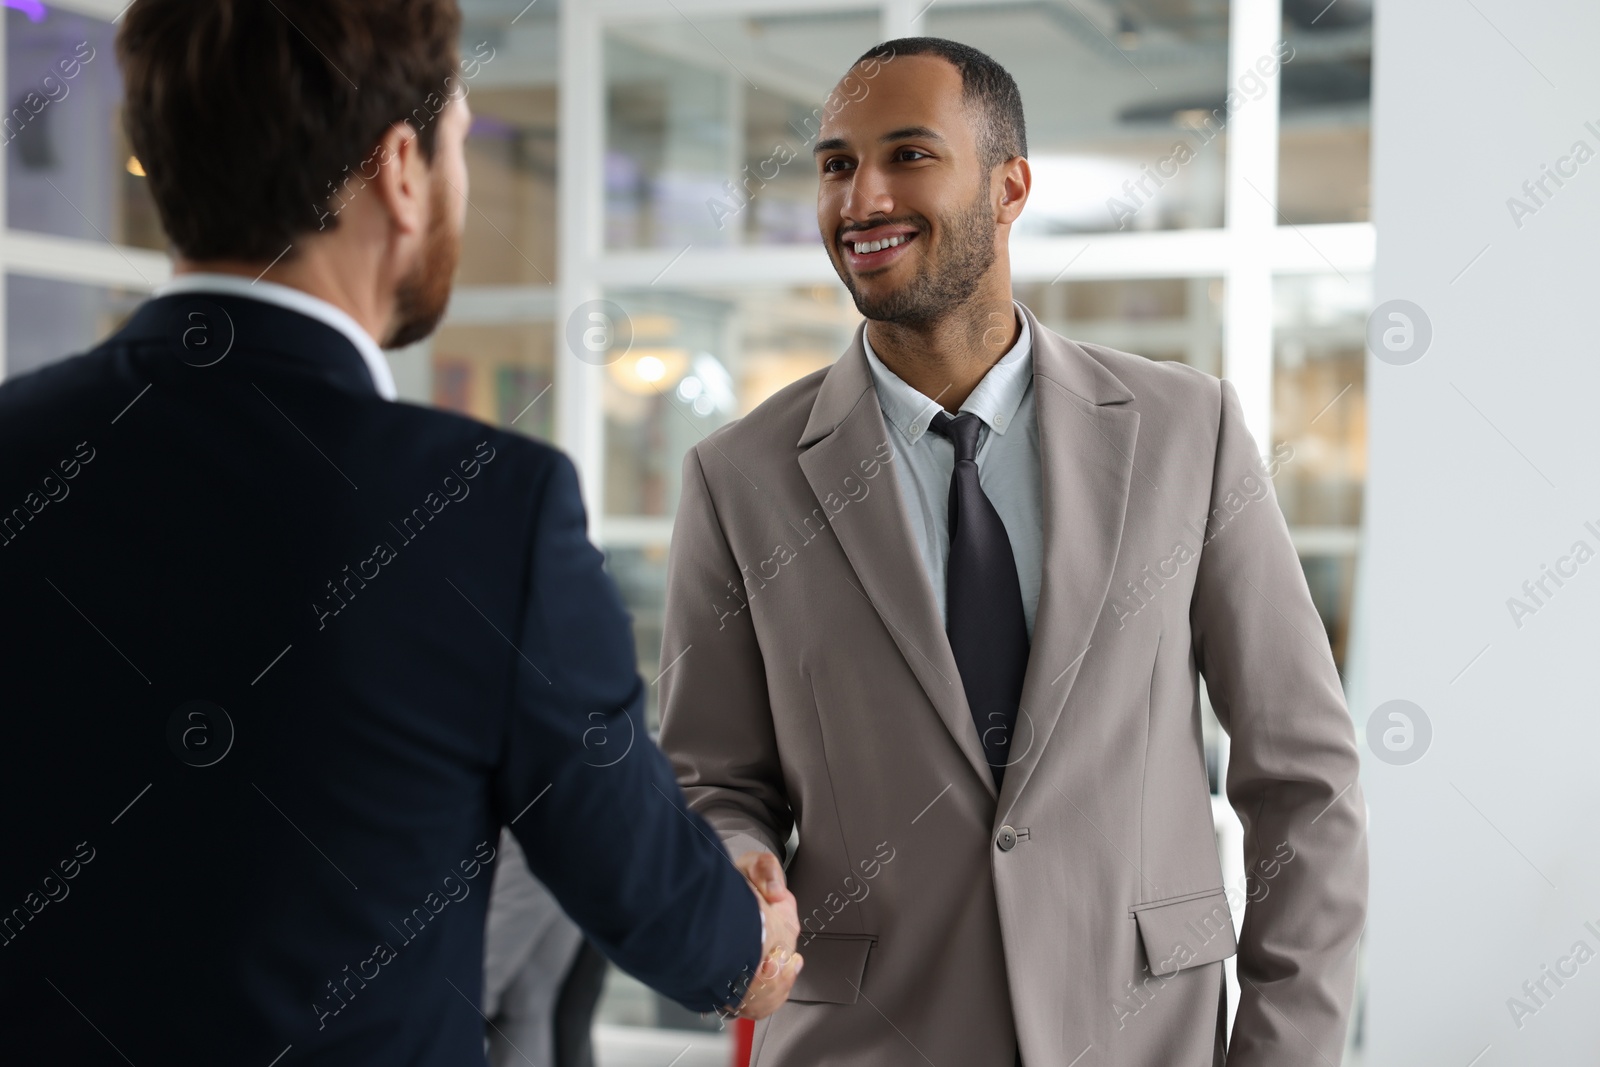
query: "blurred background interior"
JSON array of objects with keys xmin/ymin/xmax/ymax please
[{"xmin": 0, "ymin": 0, "xmax": 1373, "ymax": 1062}]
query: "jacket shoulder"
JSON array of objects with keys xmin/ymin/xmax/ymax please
[
  {"xmin": 0, "ymin": 338, "xmax": 575, "ymax": 502},
  {"xmin": 696, "ymin": 362, "xmax": 832, "ymax": 458},
  {"xmin": 353, "ymin": 400, "xmax": 583, "ymax": 542},
  {"xmin": 1073, "ymin": 339, "xmax": 1225, "ymax": 431},
  {"xmin": 1075, "ymin": 339, "xmax": 1222, "ymax": 402},
  {"xmin": 0, "ymin": 346, "xmax": 116, "ymax": 414},
  {"xmin": 378, "ymin": 396, "xmax": 568, "ymax": 470}
]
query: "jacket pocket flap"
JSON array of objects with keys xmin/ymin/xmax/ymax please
[
  {"xmin": 789, "ymin": 933, "xmax": 874, "ymax": 1004},
  {"xmin": 1131, "ymin": 889, "xmax": 1236, "ymax": 978}
]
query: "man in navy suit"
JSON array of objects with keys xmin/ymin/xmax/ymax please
[{"xmin": 0, "ymin": 1, "xmax": 800, "ymax": 1063}]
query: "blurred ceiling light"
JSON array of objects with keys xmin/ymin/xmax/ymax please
[
  {"xmin": 608, "ymin": 347, "xmax": 688, "ymax": 396},
  {"xmin": 126, "ymin": 156, "xmax": 146, "ymax": 177},
  {"xmin": 689, "ymin": 353, "xmax": 737, "ymax": 416}
]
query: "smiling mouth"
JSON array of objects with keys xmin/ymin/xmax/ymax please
[
  {"xmin": 841, "ymin": 230, "xmax": 918, "ymax": 269},
  {"xmin": 848, "ymin": 233, "xmax": 911, "ymax": 254}
]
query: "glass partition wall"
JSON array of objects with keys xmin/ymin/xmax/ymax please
[{"xmin": 0, "ymin": 0, "xmax": 1373, "ymax": 1060}]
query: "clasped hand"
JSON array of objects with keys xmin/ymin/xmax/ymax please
[{"xmin": 731, "ymin": 850, "xmax": 803, "ymax": 1019}]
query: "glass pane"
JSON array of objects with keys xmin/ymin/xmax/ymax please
[
  {"xmin": 926, "ymin": 1, "xmax": 1231, "ymax": 234},
  {"xmin": 458, "ymin": 1, "xmax": 559, "ymax": 284},
  {"xmin": 5, "ymin": 273, "xmax": 140, "ymax": 379},
  {"xmin": 1272, "ymin": 273, "xmax": 1368, "ymax": 527},
  {"xmin": 1278, "ymin": 0, "xmax": 1372, "ymax": 223},
  {"xmin": 395, "ymin": 318, "xmax": 557, "ymax": 442},
  {"xmin": 602, "ymin": 284, "xmax": 860, "ymax": 518},
  {"xmin": 6, "ymin": 8, "xmax": 165, "ymax": 252},
  {"xmin": 1014, "ymin": 277, "xmax": 1224, "ymax": 377},
  {"xmin": 604, "ymin": 544, "xmax": 671, "ymax": 732},
  {"xmin": 603, "ymin": 8, "xmax": 882, "ymax": 250},
  {"xmin": 1274, "ymin": 272, "xmax": 1370, "ymax": 669}
]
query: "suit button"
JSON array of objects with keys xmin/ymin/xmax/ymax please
[{"xmin": 996, "ymin": 826, "xmax": 1017, "ymax": 852}]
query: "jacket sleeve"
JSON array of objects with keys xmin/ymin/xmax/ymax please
[
  {"xmin": 657, "ymin": 445, "xmax": 792, "ymax": 865},
  {"xmin": 494, "ymin": 450, "xmax": 763, "ymax": 1013},
  {"xmin": 1190, "ymin": 380, "xmax": 1369, "ymax": 1067}
]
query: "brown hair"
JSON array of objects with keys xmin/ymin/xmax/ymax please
[{"xmin": 117, "ymin": 0, "xmax": 463, "ymax": 262}]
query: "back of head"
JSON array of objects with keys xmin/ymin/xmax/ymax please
[{"xmin": 116, "ymin": 0, "xmax": 462, "ymax": 261}]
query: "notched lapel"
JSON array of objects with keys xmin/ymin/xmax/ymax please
[
  {"xmin": 798, "ymin": 353, "xmax": 997, "ymax": 798},
  {"xmin": 999, "ymin": 321, "xmax": 1140, "ymax": 811}
]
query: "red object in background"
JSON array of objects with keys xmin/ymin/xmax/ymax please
[{"xmin": 731, "ymin": 1017, "xmax": 754, "ymax": 1066}]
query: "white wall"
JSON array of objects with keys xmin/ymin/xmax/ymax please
[{"xmin": 1357, "ymin": 1, "xmax": 1600, "ymax": 1063}]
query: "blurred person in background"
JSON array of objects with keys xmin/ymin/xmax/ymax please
[{"xmin": 481, "ymin": 829, "xmax": 608, "ymax": 1067}]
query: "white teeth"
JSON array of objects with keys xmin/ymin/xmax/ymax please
[{"xmin": 851, "ymin": 234, "xmax": 908, "ymax": 254}]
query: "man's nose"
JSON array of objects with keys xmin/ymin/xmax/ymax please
[{"xmin": 841, "ymin": 164, "xmax": 894, "ymax": 225}]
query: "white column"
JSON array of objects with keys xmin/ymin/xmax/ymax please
[
  {"xmin": 1217, "ymin": 0, "xmax": 1283, "ymax": 1041},
  {"xmin": 557, "ymin": 0, "xmax": 607, "ymax": 537},
  {"xmin": 1360, "ymin": 0, "xmax": 1600, "ymax": 1059},
  {"xmin": 1222, "ymin": 0, "xmax": 1282, "ymax": 453},
  {"xmin": 880, "ymin": 0, "xmax": 928, "ymax": 42}
]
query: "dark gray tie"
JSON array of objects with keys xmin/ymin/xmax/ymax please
[{"xmin": 928, "ymin": 411, "xmax": 1030, "ymax": 787}]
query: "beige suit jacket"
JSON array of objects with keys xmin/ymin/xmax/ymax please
[{"xmin": 658, "ymin": 304, "xmax": 1367, "ymax": 1066}]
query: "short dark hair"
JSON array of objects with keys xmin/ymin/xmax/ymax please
[
  {"xmin": 855, "ymin": 37, "xmax": 1027, "ymax": 169},
  {"xmin": 117, "ymin": 0, "xmax": 463, "ymax": 262}
]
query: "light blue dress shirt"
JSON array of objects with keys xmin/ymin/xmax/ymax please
[{"xmin": 862, "ymin": 303, "xmax": 1043, "ymax": 638}]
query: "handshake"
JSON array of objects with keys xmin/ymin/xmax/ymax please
[{"xmin": 729, "ymin": 851, "xmax": 804, "ymax": 1019}]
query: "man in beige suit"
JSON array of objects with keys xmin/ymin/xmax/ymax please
[{"xmin": 658, "ymin": 37, "xmax": 1366, "ymax": 1067}]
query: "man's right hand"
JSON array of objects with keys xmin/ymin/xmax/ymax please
[{"xmin": 732, "ymin": 850, "xmax": 802, "ymax": 1019}]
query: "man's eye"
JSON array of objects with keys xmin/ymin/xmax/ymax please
[
  {"xmin": 896, "ymin": 149, "xmax": 928, "ymax": 161},
  {"xmin": 822, "ymin": 157, "xmax": 852, "ymax": 174}
]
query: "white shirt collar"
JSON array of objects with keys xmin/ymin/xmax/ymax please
[
  {"xmin": 154, "ymin": 273, "xmax": 399, "ymax": 400},
  {"xmin": 862, "ymin": 301, "xmax": 1033, "ymax": 444}
]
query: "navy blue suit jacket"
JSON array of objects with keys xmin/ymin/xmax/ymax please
[{"xmin": 0, "ymin": 293, "xmax": 761, "ymax": 1065}]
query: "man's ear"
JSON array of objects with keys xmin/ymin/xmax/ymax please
[
  {"xmin": 996, "ymin": 156, "xmax": 1031, "ymax": 226},
  {"xmin": 368, "ymin": 120, "xmax": 429, "ymax": 239}
]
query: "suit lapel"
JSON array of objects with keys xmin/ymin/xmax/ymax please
[
  {"xmin": 999, "ymin": 309, "xmax": 1140, "ymax": 812},
  {"xmin": 798, "ymin": 332, "xmax": 997, "ymax": 797}
]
